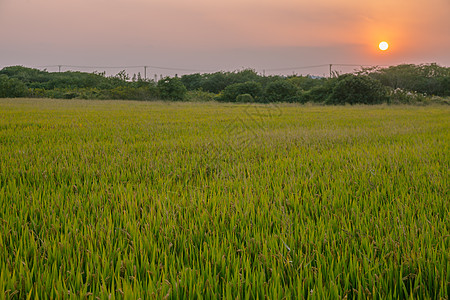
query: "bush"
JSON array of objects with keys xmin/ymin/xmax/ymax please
[
  {"xmin": 427, "ymin": 96, "xmax": 450, "ymax": 105},
  {"xmin": 181, "ymin": 73, "xmax": 204, "ymax": 91},
  {"xmin": 285, "ymin": 94, "xmax": 308, "ymax": 103},
  {"xmin": 438, "ymin": 76, "xmax": 450, "ymax": 96},
  {"xmin": 264, "ymin": 80, "xmax": 298, "ymax": 102},
  {"xmin": 29, "ymin": 88, "xmax": 48, "ymax": 98},
  {"xmin": 327, "ymin": 75, "xmax": 388, "ymax": 105},
  {"xmin": 389, "ymin": 88, "xmax": 427, "ymax": 104},
  {"xmin": 302, "ymin": 82, "xmax": 335, "ymax": 103},
  {"xmin": 77, "ymin": 88, "xmax": 104, "ymax": 100},
  {"xmin": 217, "ymin": 81, "xmax": 262, "ymax": 102},
  {"xmin": 236, "ymin": 94, "xmax": 254, "ymax": 103},
  {"xmin": 0, "ymin": 75, "xmax": 29, "ymax": 98},
  {"xmin": 287, "ymin": 76, "xmax": 324, "ymax": 91},
  {"xmin": 185, "ymin": 90, "xmax": 216, "ymax": 102},
  {"xmin": 157, "ymin": 77, "xmax": 187, "ymax": 101},
  {"xmin": 366, "ymin": 64, "xmax": 450, "ymax": 96},
  {"xmin": 103, "ymin": 86, "xmax": 159, "ymax": 100}
]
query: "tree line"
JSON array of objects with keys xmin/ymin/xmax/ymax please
[{"xmin": 0, "ymin": 64, "xmax": 449, "ymax": 104}]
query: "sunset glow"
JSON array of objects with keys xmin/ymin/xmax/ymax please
[{"xmin": 0, "ymin": 0, "xmax": 449, "ymax": 75}]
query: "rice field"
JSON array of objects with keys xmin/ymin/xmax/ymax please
[{"xmin": 0, "ymin": 98, "xmax": 449, "ymax": 299}]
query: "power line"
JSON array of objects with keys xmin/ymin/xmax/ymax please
[
  {"xmin": 265, "ymin": 63, "xmax": 381, "ymax": 72},
  {"xmin": 29, "ymin": 63, "xmax": 389, "ymax": 76},
  {"xmin": 33, "ymin": 64, "xmax": 214, "ymax": 72},
  {"xmin": 265, "ymin": 64, "xmax": 330, "ymax": 72},
  {"xmin": 146, "ymin": 65, "xmax": 214, "ymax": 72}
]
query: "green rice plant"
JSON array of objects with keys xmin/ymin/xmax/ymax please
[{"xmin": 0, "ymin": 99, "xmax": 448, "ymax": 299}]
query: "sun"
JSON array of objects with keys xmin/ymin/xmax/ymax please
[{"xmin": 379, "ymin": 41, "xmax": 389, "ymax": 51}]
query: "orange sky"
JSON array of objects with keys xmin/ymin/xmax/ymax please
[{"xmin": 1, "ymin": 0, "xmax": 449, "ymax": 76}]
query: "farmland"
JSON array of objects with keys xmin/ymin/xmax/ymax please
[{"xmin": 0, "ymin": 99, "xmax": 449, "ymax": 298}]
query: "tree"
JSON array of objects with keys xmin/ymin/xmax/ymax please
[
  {"xmin": 327, "ymin": 75, "xmax": 388, "ymax": 105},
  {"xmin": 115, "ymin": 70, "xmax": 130, "ymax": 82},
  {"xmin": 201, "ymin": 72, "xmax": 233, "ymax": 93},
  {"xmin": 364, "ymin": 64, "xmax": 450, "ymax": 96},
  {"xmin": 264, "ymin": 80, "xmax": 298, "ymax": 102},
  {"xmin": 301, "ymin": 78, "xmax": 337, "ymax": 103},
  {"xmin": 0, "ymin": 75, "xmax": 28, "ymax": 98},
  {"xmin": 236, "ymin": 94, "xmax": 254, "ymax": 103},
  {"xmin": 217, "ymin": 81, "xmax": 262, "ymax": 102},
  {"xmin": 181, "ymin": 73, "xmax": 204, "ymax": 91},
  {"xmin": 157, "ymin": 77, "xmax": 187, "ymax": 100},
  {"xmin": 287, "ymin": 75, "xmax": 324, "ymax": 91},
  {"xmin": 201, "ymin": 69, "xmax": 263, "ymax": 93}
]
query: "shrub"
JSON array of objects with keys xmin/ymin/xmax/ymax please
[
  {"xmin": 200, "ymin": 72, "xmax": 230, "ymax": 93},
  {"xmin": 104, "ymin": 86, "xmax": 159, "ymax": 100},
  {"xmin": 427, "ymin": 96, "xmax": 450, "ymax": 105},
  {"xmin": 77, "ymin": 88, "xmax": 103, "ymax": 100},
  {"xmin": 217, "ymin": 81, "xmax": 262, "ymax": 102},
  {"xmin": 327, "ymin": 75, "xmax": 388, "ymax": 105},
  {"xmin": 236, "ymin": 93, "xmax": 254, "ymax": 103},
  {"xmin": 366, "ymin": 63, "xmax": 450, "ymax": 96},
  {"xmin": 185, "ymin": 90, "xmax": 216, "ymax": 102},
  {"xmin": 181, "ymin": 73, "xmax": 204, "ymax": 91},
  {"xmin": 438, "ymin": 76, "xmax": 450, "ymax": 96},
  {"xmin": 0, "ymin": 75, "xmax": 29, "ymax": 98},
  {"xmin": 29, "ymin": 88, "xmax": 48, "ymax": 98},
  {"xmin": 389, "ymin": 88, "xmax": 427, "ymax": 104},
  {"xmin": 287, "ymin": 76, "xmax": 324, "ymax": 91},
  {"xmin": 264, "ymin": 80, "xmax": 298, "ymax": 102},
  {"xmin": 157, "ymin": 77, "xmax": 187, "ymax": 101},
  {"xmin": 303, "ymin": 83, "xmax": 335, "ymax": 103}
]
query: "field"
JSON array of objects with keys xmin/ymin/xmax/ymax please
[{"xmin": 0, "ymin": 99, "xmax": 449, "ymax": 299}]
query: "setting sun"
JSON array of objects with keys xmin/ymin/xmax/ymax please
[{"xmin": 379, "ymin": 41, "xmax": 389, "ymax": 51}]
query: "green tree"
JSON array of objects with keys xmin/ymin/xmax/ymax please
[
  {"xmin": 0, "ymin": 75, "xmax": 28, "ymax": 98},
  {"xmin": 157, "ymin": 77, "xmax": 187, "ymax": 100},
  {"xmin": 0, "ymin": 66, "xmax": 48, "ymax": 87},
  {"xmin": 217, "ymin": 81, "xmax": 262, "ymax": 102},
  {"xmin": 236, "ymin": 93, "xmax": 254, "ymax": 103},
  {"xmin": 201, "ymin": 69, "xmax": 263, "ymax": 93},
  {"xmin": 264, "ymin": 80, "xmax": 298, "ymax": 102},
  {"xmin": 301, "ymin": 78, "xmax": 337, "ymax": 103},
  {"xmin": 287, "ymin": 76, "xmax": 324, "ymax": 91},
  {"xmin": 364, "ymin": 64, "xmax": 450, "ymax": 96},
  {"xmin": 327, "ymin": 75, "xmax": 388, "ymax": 105},
  {"xmin": 201, "ymin": 72, "xmax": 233, "ymax": 93},
  {"xmin": 181, "ymin": 73, "xmax": 204, "ymax": 91}
]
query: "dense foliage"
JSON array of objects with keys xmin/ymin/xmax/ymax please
[
  {"xmin": 327, "ymin": 75, "xmax": 389, "ymax": 105},
  {"xmin": 157, "ymin": 77, "xmax": 187, "ymax": 101},
  {"xmin": 0, "ymin": 75, "xmax": 28, "ymax": 98},
  {"xmin": 363, "ymin": 63, "xmax": 450, "ymax": 96},
  {"xmin": 217, "ymin": 81, "xmax": 263, "ymax": 102},
  {"xmin": 264, "ymin": 80, "xmax": 299, "ymax": 103},
  {"xmin": 0, "ymin": 64, "xmax": 449, "ymax": 104}
]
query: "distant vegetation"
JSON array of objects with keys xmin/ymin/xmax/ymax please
[{"xmin": 0, "ymin": 64, "xmax": 449, "ymax": 104}]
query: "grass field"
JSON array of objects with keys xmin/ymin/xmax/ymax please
[{"xmin": 0, "ymin": 99, "xmax": 449, "ymax": 299}]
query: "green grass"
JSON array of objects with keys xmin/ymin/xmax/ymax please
[{"xmin": 0, "ymin": 99, "xmax": 449, "ymax": 299}]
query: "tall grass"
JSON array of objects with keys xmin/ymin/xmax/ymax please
[{"xmin": 0, "ymin": 99, "xmax": 448, "ymax": 298}]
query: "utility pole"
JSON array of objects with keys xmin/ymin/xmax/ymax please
[
  {"xmin": 58, "ymin": 65, "xmax": 62, "ymax": 73},
  {"xmin": 329, "ymin": 64, "xmax": 333, "ymax": 78},
  {"xmin": 144, "ymin": 66, "xmax": 147, "ymax": 79}
]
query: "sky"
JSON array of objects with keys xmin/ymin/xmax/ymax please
[{"xmin": 1, "ymin": 0, "xmax": 449, "ymax": 77}]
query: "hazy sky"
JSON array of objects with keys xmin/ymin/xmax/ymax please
[{"xmin": 1, "ymin": 0, "xmax": 449, "ymax": 76}]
